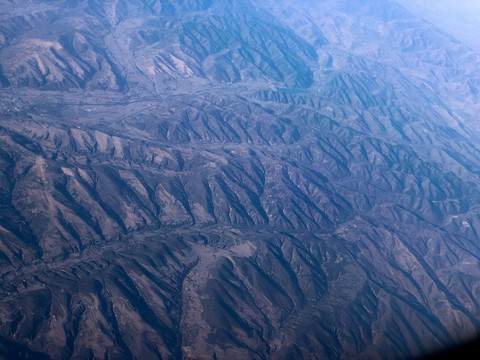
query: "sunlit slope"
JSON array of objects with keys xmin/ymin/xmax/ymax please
[{"xmin": 0, "ymin": 0, "xmax": 317, "ymax": 91}]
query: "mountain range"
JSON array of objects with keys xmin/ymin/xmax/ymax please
[{"xmin": 1, "ymin": 0, "xmax": 480, "ymax": 359}]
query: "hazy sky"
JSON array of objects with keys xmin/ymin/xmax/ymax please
[{"xmin": 396, "ymin": 0, "xmax": 480, "ymax": 50}]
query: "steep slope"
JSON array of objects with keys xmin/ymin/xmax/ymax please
[
  {"xmin": 0, "ymin": 0, "xmax": 318, "ymax": 92},
  {"xmin": 1, "ymin": 0, "xmax": 480, "ymax": 359}
]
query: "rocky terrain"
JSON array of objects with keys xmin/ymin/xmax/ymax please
[{"xmin": 1, "ymin": 0, "xmax": 480, "ymax": 359}]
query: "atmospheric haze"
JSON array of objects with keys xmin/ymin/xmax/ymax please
[{"xmin": 397, "ymin": 0, "xmax": 480, "ymax": 51}]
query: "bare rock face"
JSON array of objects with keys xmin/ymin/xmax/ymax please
[{"xmin": 1, "ymin": 0, "xmax": 480, "ymax": 359}]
